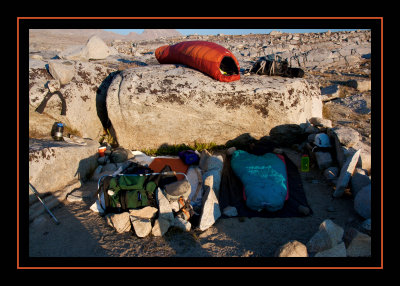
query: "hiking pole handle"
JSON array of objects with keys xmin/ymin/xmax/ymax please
[{"xmin": 29, "ymin": 183, "xmax": 60, "ymax": 225}]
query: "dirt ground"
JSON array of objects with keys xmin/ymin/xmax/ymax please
[{"xmin": 28, "ymin": 148, "xmax": 364, "ymax": 264}]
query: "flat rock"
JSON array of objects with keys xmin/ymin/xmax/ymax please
[{"xmin": 29, "ymin": 138, "xmax": 99, "ymax": 204}]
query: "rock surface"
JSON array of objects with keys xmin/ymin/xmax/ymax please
[
  {"xmin": 106, "ymin": 65, "xmax": 322, "ymax": 150},
  {"xmin": 28, "ymin": 138, "xmax": 99, "ymax": 204}
]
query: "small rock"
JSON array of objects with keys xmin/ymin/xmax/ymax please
[
  {"xmin": 48, "ymin": 60, "xmax": 75, "ymax": 85},
  {"xmin": 129, "ymin": 206, "xmax": 158, "ymax": 220},
  {"xmin": 343, "ymin": 227, "xmax": 371, "ymax": 257},
  {"xmin": 130, "ymin": 217, "xmax": 152, "ymax": 238},
  {"xmin": 83, "ymin": 35, "xmax": 111, "ymax": 60},
  {"xmin": 156, "ymin": 187, "xmax": 174, "ymax": 223},
  {"xmin": 275, "ymin": 240, "xmax": 308, "ymax": 257},
  {"xmin": 173, "ymin": 216, "xmax": 191, "ymax": 232},
  {"xmin": 354, "ymin": 184, "xmax": 371, "ymax": 219},
  {"xmin": 152, "ymin": 217, "xmax": 171, "ymax": 237},
  {"xmin": 105, "ymin": 212, "xmax": 131, "ymax": 234},
  {"xmin": 333, "ymin": 149, "xmax": 361, "ymax": 198},
  {"xmin": 350, "ymin": 168, "xmax": 371, "ymax": 196},
  {"xmin": 320, "ymin": 85, "xmax": 340, "ymax": 102},
  {"xmin": 110, "ymin": 148, "xmax": 129, "ymax": 163},
  {"xmin": 314, "ymin": 242, "xmax": 347, "ymax": 257},
  {"xmin": 309, "ymin": 117, "xmax": 332, "ymax": 128},
  {"xmin": 345, "ymin": 79, "xmax": 371, "ymax": 92},
  {"xmin": 152, "ymin": 187, "xmax": 174, "ymax": 236},
  {"xmin": 199, "ymin": 176, "xmax": 221, "ymax": 231},
  {"xmin": 306, "ymin": 219, "xmax": 344, "ymax": 253},
  {"xmin": 222, "ymin": 206, "xmax": 238, "ymax": 217},
  {"xmin": 329, "ymin": 126, "xmax": 361, "ymax": 148},
  {"xmin": 315, "ymin": 151, "xmax": 333, "ymax": 170}
]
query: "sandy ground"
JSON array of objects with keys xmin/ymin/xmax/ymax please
[{"xmin": 28, "ymin": 148, "xmax": 364, "ymax": 263}]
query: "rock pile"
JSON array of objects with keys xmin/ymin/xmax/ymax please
[
  {"xmin": 91, "ymin": 149, "xmax": 224, "ymax": 237},
  {"xmin": 275, "ymin": 219, "xmax": 371, "ymax": 257},
  {"xmin": 299, "ymin": 117, "xmax": 371, "ymax": 220}
]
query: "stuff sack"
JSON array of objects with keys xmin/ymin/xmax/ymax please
[
  {"xmin": 155, "ymin": 41, "xmax": 240, "ymax": 82},
  {"xmin": 231, "ymin": 150, "xmax": 288, "ymax": 212},
  {"xmin": 249, "ymin": 55, "xmax": 304, "ymax": 78},
  {"xmin": 97, "ymin": 174, "xmax": 157, "ymax": 213},
  {"xmin": 164, "ymin": 179, "xmax": 192, "ymax": 201},
  {"xmin": 179, "ymin": 150, "xmax": 200, "ymax": 165}
]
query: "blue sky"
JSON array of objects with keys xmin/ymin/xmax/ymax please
[{"xmin": 104, "ymin": 29, "xmax": 364, "ymax": 36}]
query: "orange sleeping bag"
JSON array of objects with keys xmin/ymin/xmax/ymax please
[{"xmin": 155, "ymin": 41, "xmax": 240, "ymax": 82}]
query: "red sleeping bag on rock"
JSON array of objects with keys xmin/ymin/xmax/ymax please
[{"xmin": 155, "ymin": 41, "xmax": 240, "ymax": 82}]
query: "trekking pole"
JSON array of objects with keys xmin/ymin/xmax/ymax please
[{"xmin": 29, "ymin": 182, "xmax": 60, "ymax": 225}]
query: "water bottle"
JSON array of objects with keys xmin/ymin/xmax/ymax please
[
  {"xmin": 301, "ymin": 154, "xmax": 309, "ymax": 172},
  {"xmin": 51, "ymin": 122, "xmax": 64, "ymax": 141}
]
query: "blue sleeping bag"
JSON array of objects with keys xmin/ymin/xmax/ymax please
[{"xmin": 231, "ymin": 150, "xmax": 288, "ymax": 212}]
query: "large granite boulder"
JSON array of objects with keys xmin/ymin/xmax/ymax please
[
  {"xmin": 106, "ymin": 64, "xmax": 322, "ymax": 150},
  {"xmin": 29, "ymin": 61, "xmax": 116, "ymax": 140}
]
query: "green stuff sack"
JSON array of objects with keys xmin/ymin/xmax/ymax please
[{"xmin": 103, "ymin": 175, "xmax": 157, "ymax": 212}]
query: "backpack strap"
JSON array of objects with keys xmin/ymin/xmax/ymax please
[{"xmin": 94, "ymin": 175, "xmax": 113, "ymax": 211}]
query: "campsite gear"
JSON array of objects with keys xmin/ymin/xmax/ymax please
[
  {"xmin": 155, "ymin": 41, "xmax": 240, "ymax": 82},
  {"xmin": 96, "ymin": 171, "xmax": 188, "ymax": 214},
  {"xmin": 98, "ymin": 146, "xmax": 107, "ymax": 157},
  {"xmin": 51, "ymin": 122, "xmax": 64, "ymax": 141},
  {"xmin": 29, "ymin": 182, "xmax": 60, "ymax": 225},
  {"xmin": 313, "ymin": 133, "xmax": 331, "ymax": 148},
  {"xmin": 301, "ymin": 155, "xmax": 310, "ymax": 172},
  {"xmin": 249, "ymin": 55, "xmax": 304, "ymax": 78},
  {"xmin": 178, "ymin": 150, "xmax": 200, "ymax": 165},
  {"xmin": 231, "ymin": 150, "xmax": 288, "ymax": 212},
  {"xmin": 220, "ymin": 138, "xmax": 312, "ymax": 218},
  {"xmin": 175, "ymin": 196, "xmax": 195, "ymax": 221}
]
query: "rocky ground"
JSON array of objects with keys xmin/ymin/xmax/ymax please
[{"xmin": 26, "ymin": 29, "xmax": 375, "ymax": 264}]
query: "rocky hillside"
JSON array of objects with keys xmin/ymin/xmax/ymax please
[
  {"xmin": 29, "ymin": 29, "xmax": 371, "ymax": 146},
  {"xmin": 29, "ymin": 29, "xmax": 182, "ymax": 51}
]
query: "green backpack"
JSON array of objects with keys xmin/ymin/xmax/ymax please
[{"xmin": 99, "ymin": 175, "xmax": 157, "ymax": 213}]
